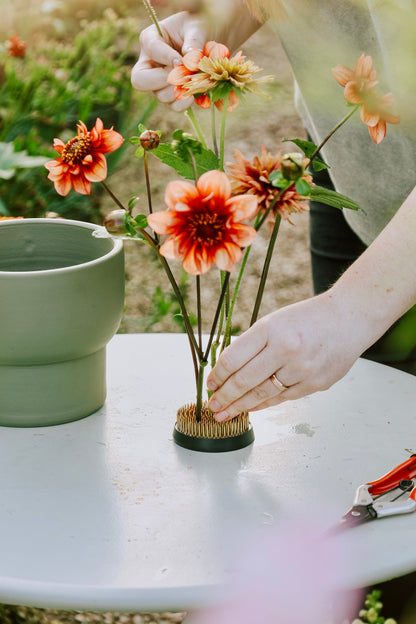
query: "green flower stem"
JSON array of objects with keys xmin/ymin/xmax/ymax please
[
  {"xmin": 195, "ymin": 359, "xmax": 208, "ymax": 420},
  {"xmin": 143, "ymin": 151, "xmax": 154, "ymax": 215},
  {"xmin": 185, "ymin": 108, "xmax": 208, "ymax": 149},
  {"xmin": 100, "ymin": 181, "xmax": 128, "ymax": 213},
  {"xmin": 219, "ymin": 92, "xmax": 230, "ymax": 171},
  {"xmin": 196, "ymin": 275, "xmax": 202, "ymax": 351},
  {"xmin": 250, "ymin": 213, "xmax": 281, "ymax": 326},
  {"xmin": 203, "ymin": 271, "xmax": 231, "ymax": 362},
  {"xmin": 100, "ymin": 180, "xmax": 200, "ymax": 381},
  {"xmin": 222, "ymin": 243, "xmax": 253, "ymax": 352},
  {"xmin": 142, "ymin": 0, "xmax": 163, "ymax": 37},
  {"xmin": 255, "ymin": 188, "xmax": 285, "ymax": 232},
  {"xmin": 309, "ymin": 104, "xmax": 360, "ymax": 164},
  {"xmin": 211, "ymin": 97, "xmax": 218, "ymax": 157}
]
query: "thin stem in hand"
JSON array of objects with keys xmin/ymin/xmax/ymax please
[
  {"xmin": 186, "ymin": 108, "xmax": 208, "ymax": 149},
  {"xmin": 142, "ymin": 0, "xmax": 163, "ymax": 37},
  {"xmin": 250, "ymin": 214, "xmax": 281, "ymax": 326},
  {"xmin": 309, "ymin": 104, "xmax": 360, "ymax": 164}
]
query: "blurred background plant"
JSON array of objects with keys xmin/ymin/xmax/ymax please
[{"xmin": 0, "ymin": 0, "xmax": 156, "ymax": 220}]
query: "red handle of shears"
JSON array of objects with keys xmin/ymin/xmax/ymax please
[{"xmin": 367, "ymin": 455, "xmax": 416, "ymax": 496}]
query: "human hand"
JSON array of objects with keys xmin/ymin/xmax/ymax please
[
  {"xmin": 207, "ymin": 291, "xmax": 369, "ymax": 420},
  {"xmin": 131, "ymin": 12, "xmax": 206, "ymax": 111}
]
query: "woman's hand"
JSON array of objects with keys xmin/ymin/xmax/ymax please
[
  {"xmin": 206, "ymin": 290, "xmax": 369, "ymax": 421},
  {"xmin": 131, "ymin": 12, "xmax": 206, "ymax": 111}
]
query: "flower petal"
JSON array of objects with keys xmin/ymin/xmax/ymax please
[
  {"xmin": 226, "ymin": 194, "xmax": 258, "ymax": 221},
  {"xmin": 168, "ymin": 64, "xmax": 193, "ymax": 86},
  {"xmin": 355, "ymin": 53, "xmax": 373, "ymax": 78},
  {"xmin": 165, "ymin": 179, "xmax": 199, "ymax": 209},
  {"xmin": 197, "ymin": 170, "xmax": 231, "ymax": 202},
  {"xmin": 83, "ymin": 153, "xmax": 107, "ymax": 182},
  {"xmin": 147, "ymin": 211, "xmax": 179, "ymax": 235},
  {"xmin": 182, "ymin": 48, "xmax": 203, "ymax": 71},
  {"xmin": 343, "ymin": 82, "xmax": 363, "ymax": 104},
  {"xmin": 368, "ymin": 120, "xmax": 386, "ymax": 144},
  {"xmin": 331, "ymin": 64, "xmax": 354, "ymax": 87},
  {"xmin": 98, "ymin": 129, "xmax": 124, "ymax": 153},
  {"xmin": 360, "ymin": 106, "xmax": 380, "ymax": 127},
  {"xmin": 204, "ymin": 41, "xmax": 230, "ymax": 59},
  {"xmin": 195, "ymin": 94, "xmax": 211, "ymax": 108},
  {"xmin": 71, "ymin": 174, "xmax": 91, "ymax": 195},
  {"xmin": 228, "ymin": 222, "xmax": 257, "ymax": 247},
  {"xmin": 214, "ymin": 242, "xmax": 242, "ymax": 271}
]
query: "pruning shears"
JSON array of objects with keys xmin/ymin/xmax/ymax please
[{"xmin": 331, "ymin": 455, "xmax": 416, "ymax": 533}]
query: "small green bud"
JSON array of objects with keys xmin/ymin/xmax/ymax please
[
  {"xmin": 139, "ymin": 130, "xmax": 160, "ymax": 151},
  {"xmin": 281, "ymin": 152, "xmax": 305, "ymax": 181},
  {"xmin": 103, "ymin": 209, "xmax": 127, "ymax": 235},
  {"xmin": 351, "ymin": 619, "xmax": 364, "ymax": 624},
  {"xmin": 385, "ymin": 619, "xmax": 398, "ymax": 624},
  {"xmin": 367, "ymin": 607, "xmax": 378, "ymax": 623},
  {"xmin": 359, "ymin": 610, "xmax": 368, "ymax": 618}
]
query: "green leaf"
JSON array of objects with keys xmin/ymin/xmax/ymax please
[
  {"xmin": 152, "ymin": 142, "xmax": 219, "ymax": 179},
  {"xmin": 295, "ymin": 179, "xmax": 311, "ymax": 195},
  {"xmin": 128, "ymin": 196, "xmax": 140, "ymax": 210},
  {"xmin": 0, "ymin": 142, "xmax": 48, "ymax": 179},
  {"xmin": 268, "ymin": 170, "xmax": 291, "ymax": 189},
  {"xmin": 133, "ymin": 214, "xmax": 148, "ymax": 229},
  {"xmin": 310, "ymin": 185, "xmax": 361, "ymax": 211},
  {"xmin": 135, "ymin": 146, "xmax": 144, "ymax": 158},
  {"xmin": 129, "ymin": 136, "xmax": 141, "ymax": 145},
  {"xmin": 138, "ymin": 123, "xmax": 147, "ymax": 133},
  {"xmin": 282, "ymin": 138, "xmax": 329, "ymax": 171}
]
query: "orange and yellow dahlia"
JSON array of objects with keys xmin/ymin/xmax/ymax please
[
  {"xmin": 168, "ymin": 41, "xmax": 270, "ymax": 112},
  {"xmin": 45, "ymin": 118, "xmax": 124, "ymax": 196},
  {"xmin": 228, "ymin": 147, "xmax": 311, "ymax": 224},
  {"xmin": 332, "ymin": 53, "xmax": 400, "ymax": 144},
  {"xmin": 147, "ymin": 170, "xmax": 258, "ymax": 275}
]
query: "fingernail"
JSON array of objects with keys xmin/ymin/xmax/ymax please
[
  {"xmin": 208, "ymin": 399, "xmax": 221, "ymax": 411},
  {"xmin": 214, "ymin": 410, "xmax": 229, "ymax": 422},
  {"xmin": 206, "ymin": 379, "xmax": 218, "ymax": 391}
]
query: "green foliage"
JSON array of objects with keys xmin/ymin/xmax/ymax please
[
  {"xmin": 0, "ymin": 11, "xmax": 155, "ymax": 219},
  {"xmin": 310, "ymin": 185, "xmax": 361, "ymax": 211},
  {"xmin": 152, "ymin": 131, "xmax": 220, "ymax": 180},
  {"xmin": 283, "ymin": 137, "xmax": 330, "ymax": 171},
  {"xmin": 136, "ymin": 272, "xmax": 197, "ymax": 332},
  {"xmin": 353, "ymin": 590, "xmax": 397, "ymax": 624}
]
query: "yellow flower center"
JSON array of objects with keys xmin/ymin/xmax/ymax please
[
  {"xmin": 188, "ymin": 212, "xmax": 225, "ymax": 246},
  {"xmin": 61, "ymin": 135, "xmax": 92, "ymax": 164}
]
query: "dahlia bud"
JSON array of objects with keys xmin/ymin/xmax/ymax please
[
  {"xmin": 103, "ymin": 209, "xmax": 127, "ymax": 236},
  {"xmin": 281, "ymin": 152, "xmax": 305, "ymax": 181},
  {"xmin": 139, "ymin": 130, "xmax": 160, "ymax": 151}
]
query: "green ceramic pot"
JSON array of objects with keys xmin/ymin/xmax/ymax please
[{"xmin": 0, "ymin": 218, "xmax": 124, "ymax": 427}]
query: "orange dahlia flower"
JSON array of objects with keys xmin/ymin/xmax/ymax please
[
  {"xmin": 332, "ymin": 53, "xmax": 400, "ymax": 144},
  {"xmin": 0, "ymin": 216, "xmax": 23, "ymax": 220},
  {"xmin": 147, "ymin": 170, "xmax": 258, "ymax": 275},
  {"xmin": 168, "ymin": 41, "xmax": 269, "ymax": 112},
  {"xmin": 6, "ymin": 34, "xmax": 26, "ymax": 58},
  {"xmin": 228, "ymin": 147, "xmax": 311, "ymax": 225},
  {"xmin": 45, "ymin": 118, "xmax": 124, "ymax": 196}
]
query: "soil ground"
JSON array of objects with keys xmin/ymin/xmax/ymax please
[{"xmin": 1, "ymin": 22, "xmax": 313, "ymax": 624}]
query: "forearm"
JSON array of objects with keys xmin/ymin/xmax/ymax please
[{"xmin": 328, "ymin": 185, "xmax": 416, "ymax": 352}]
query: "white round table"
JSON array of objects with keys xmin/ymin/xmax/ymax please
[{"xmin": 1, "ymin": 333, "xmax": 416, "ymax": 612}]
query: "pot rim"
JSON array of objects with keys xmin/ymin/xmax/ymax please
[{"xmin": 0, "ymin": 218, "xmax": 123, "ymax": 276}]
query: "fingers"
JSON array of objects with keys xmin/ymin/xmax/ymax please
[
  {"xmin": 210, "ymin": 375, "xmax": 292, "ymax": 422},
  {"xmin": 206, "ymin": 322, "xmax": 269, "ymax": 392},
  {"xmin": 131, "ymin": 63, "xmax": 172, "ymax": 93}
]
